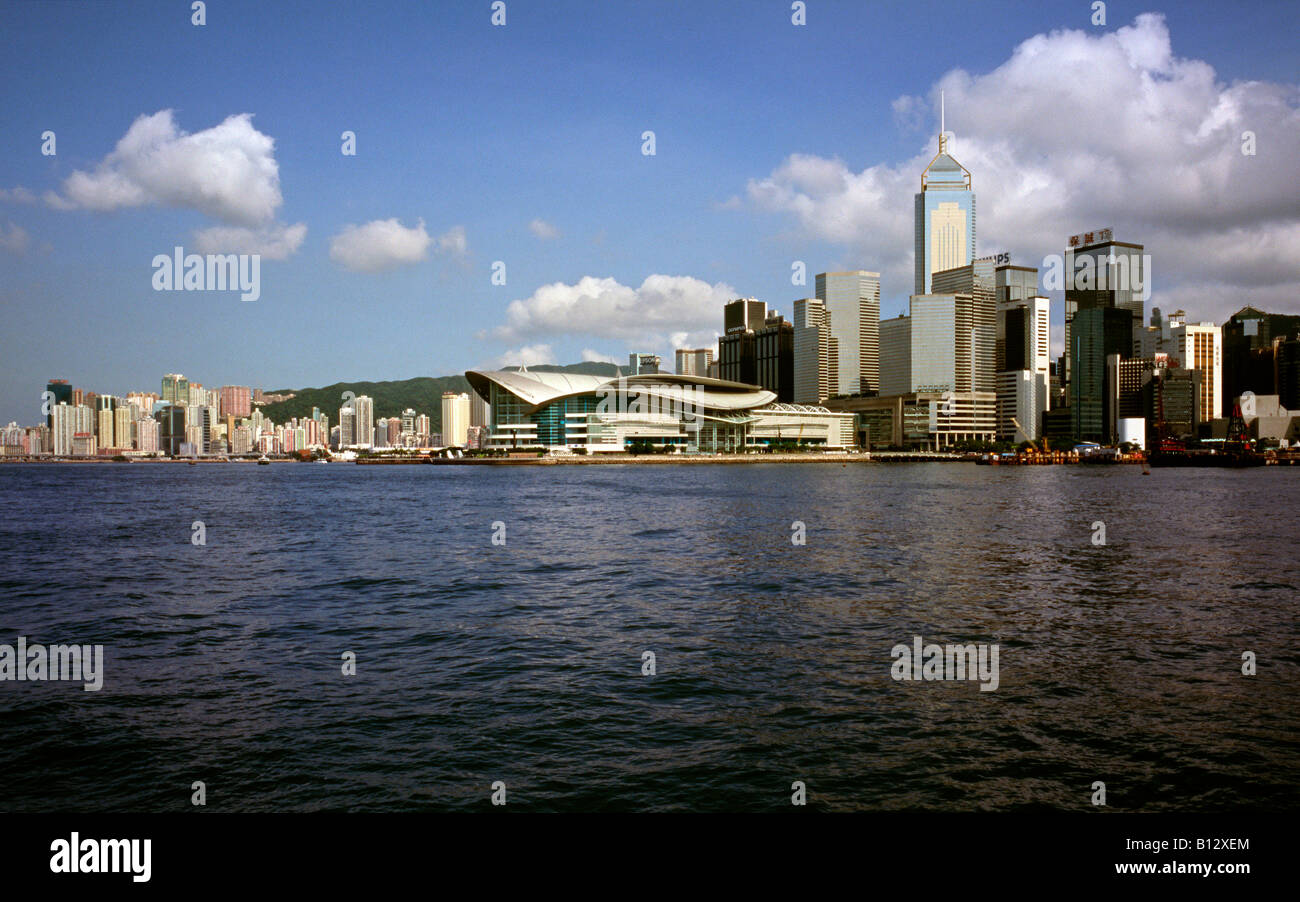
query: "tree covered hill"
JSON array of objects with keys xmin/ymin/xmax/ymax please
[{"xmin": 258, "ymin": 362, "xmax": 626, "ymax": 430}]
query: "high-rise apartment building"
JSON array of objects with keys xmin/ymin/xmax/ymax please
[
  {"xmin": 219, "ymin": 386, "xmax": 252, "ymax": 419},
  {"xmin": 441, "ymin": 392, "xmax": 471, "ymax": 447},
  {"xmin": 352, "ymin": 395, "xmax": 374, "ymax": 447},
  {"xmin": 816, "ymin": 271, "xmax": 880, "ymax": 396},
  {"xmin": 51, "ymin": 403, "xmax": 93, "ymax": 456}
]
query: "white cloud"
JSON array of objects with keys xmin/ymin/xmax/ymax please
[
  {"xmin": 487, "ymin": 274, "xmax": 736, "ymax": 348},
  {"xmin": 0, "ymin": 187, "xmax": 36, "ymax": 205},
  {"xmin": 741, "ymin": 13, "xmax": 1300, "ymax": 322},
  {"xmin": 329, "ymin": 218, "xmax": 431, "ymax": 272},
  {"xmin": 581, "ymin": 348, "xmax": 618, "ymax": 364},
  {"xmin": 50, "ymin": 110, "xmax": 283, "ymax": 225},
  {"xmin": 194, "ymin": 222, "xmax": 307, "ymax": 260},
  {"xmin": 528, "ymin": 218, "xmax": 560, "ymax": 240},
  {"xmin": 494, "ymin": 344, "xmax": 555, "ymax": 368},
  {"xmin": 435, "ymin": 224, "xmax": 469, "ymax": 259},
  {"xmin": 0, "ymin": 222, "xmax": 30, "ymax": 255}
]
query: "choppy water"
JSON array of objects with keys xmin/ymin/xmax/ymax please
[{"xmin": 0, "ymin": 462, "xmax": 1297, "ymax": 812}]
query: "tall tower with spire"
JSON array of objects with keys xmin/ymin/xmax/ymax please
[{"xmin": 914, "ymin": 92, "xmax": 976, "ymax": 295}]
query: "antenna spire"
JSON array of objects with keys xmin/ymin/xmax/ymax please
[{"xmin": 939, "ymin": 91, "xmax": 947, "ymax": 153}]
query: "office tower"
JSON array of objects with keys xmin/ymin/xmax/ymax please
[
  {"xmin": 386, "ymin": 417, "xmax": 401, "ymax": 446},
  {"xmin": 155, "ymin": 405, "xmax": 186, "ymax": 457},
  {"xmin": 990, "ymin": 264, "xmax": 1050, "ymax": 441},
  {"xmin": 45, "ymin": 379, "xmax": 72, "ymax": 428},
  {"xmin": 816, "ymin": 271, "xmax": 880, "ymax": 396},
  {"xmin": 719, "ymin": 300, "xmax": 762, "ymax": 386},
  {"xmin": 723, "ymin": 298, "xmax": 768, "ymax": 334},
  {"xmin": 1070, "ymin": 306, "xmax": 1132, "ymax": 442},
  {"xmin": 1278, "ymin": 338, "xmax": 1300, "ymax": 411},
  {"xmin": 161, "ymin": 374, "xmax": 188, "ymax": 405},
  {"xmin": 1062, "ymin": 230, "xmax": 1146, "ymax": 382},
  {"xmin": 793, "ymin": 298, "xmax": 839, "ymax": 403},
  {"xmin": 627, "ymin": 352, "xmax": 661, "ymax": 375},
  {"xmin": 914, "ymin": 97, "xmax": 975, "ymax": 295},
  {"xmin": 675, "ymin": 348, "xmax": 714, "ymax": 377},
  {"xmin": 415, "ymin": 413, "xmax": 431, "ymax": 445},
  {"xmin": 879, "ymin": 315, "xmax": 911, "ymax": 397},
  {"xmin": 1161, "ymin": 321, "xmax": 1222, "ymax": 423},
  {"xmin": 401, "ymin": 408, "xmax": 417, "ymax": 435},
  {"xmin": 908, "ymin": 290, "xmax": 997, "ymax": 443},
  {"xmin": 930, "ymin": 259, "xmax": 997, "ymax": 394},
  {"xmin": 219, "ymin": 386, "xmax": 252, "ymax": 419},
  {"xmin": 754, "ymin": 312, "xmax": 794, "ymax": 402},
  {"xmin": 441, "ymin": 392, "xmax": 471, "ymax": 447},
  {"xmin": 1222, "ymin": 307, "xmax": 1300, "ymax": 417}
]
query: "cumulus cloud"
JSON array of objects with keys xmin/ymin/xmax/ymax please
[
  {"xmin": 494, "ymin": 344, "xmax": 555, "ymax": 368},
  {"xmin": 42, "ymin": 110, "xmax": 306, "ymax": 259},
  {"xmin": 0, "ymin": 222, "xmax": 30, "ymax": 255},
  {"xmin": 329, "ymin": 218, "xmax": 432, "ymax": 272},
  {"xmin": 528, "ymin": 218, "xmax": 560, "ymax": 240},
  {"xmin": 487, "ymin": 274, "xmax": 736, "ymax": 349},
  {"xmin": 194, "ymin": 222, "xmax": 307, "ymax": 261},
  {"xmin": 741, "ymin": 13, "xmax": 1300, "ymax": 322},
  {"xmin": 0, "ymin": 187, "xmax": 37, "ymax": 205},
  {"xmin": 50, "ymin": 110, "xmax": 283, "ymax": 225}
]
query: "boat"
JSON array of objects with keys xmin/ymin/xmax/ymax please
[{"xmin": 257, "ymin": 455, "xmax": 271, "ymax": 466}]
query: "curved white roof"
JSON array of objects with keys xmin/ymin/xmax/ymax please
[{"xmin": 466, "ymin": 369, "xmax": 777, "ymax": 412}]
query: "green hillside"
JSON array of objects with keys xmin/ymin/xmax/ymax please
[
  {"xmin": 258, "ymin": 362, "xmax": 628, "ymax": 430},
  {"xmin": 260, "ymin": 376, "xmax": 471, "ymax": 428}
]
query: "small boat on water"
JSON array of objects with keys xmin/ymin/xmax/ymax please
[{"xmin": 257, "ymin": 455, "xmax": 271, "ymax": 465}]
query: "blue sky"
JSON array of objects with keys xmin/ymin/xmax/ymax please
[{"xmin": 1, "ymin": 0, "xmax": 1297, "ymax": 424}]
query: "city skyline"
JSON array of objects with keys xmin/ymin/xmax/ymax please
[{"xmin": 1, "ymin": 2, "xmax": 1297, "ymax": 427}]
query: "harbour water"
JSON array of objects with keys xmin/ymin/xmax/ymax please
[{"xmin": 0, "ymin": 462, "xmax": 1296, "ymax": 812}]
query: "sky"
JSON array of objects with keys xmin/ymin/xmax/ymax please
[{"xmin": 1, "ymin": 0, "xmax": 1297, "ymax": 424}]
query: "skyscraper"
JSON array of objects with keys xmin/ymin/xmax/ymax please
[
  {"xmin": 45, "ymin": 379, "xmax": 71, "ymax": 428},
  {"xmin": 352, "ymin": 395, "xmax": 374, "ymax": 447},
  {"xmin": 914, "ymin": 97, "xmax": 975, "ymax": 295},
  {"xmin": 1062, "ymin": 230, "xmax": 1146, "ymax": 382},
  {"xmin": 815, "ymin": 271, "xmax": 880, "ymax": 396},
  {"xmin": 793, "ymin": 298, "xmax": 839, "ymax": 403},
  {"xmin": 1070, "ymin": 306, "xmax": 1132, "ymax": 442}
]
